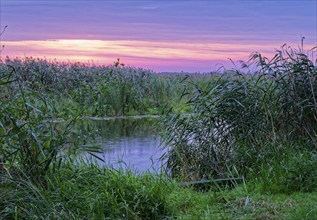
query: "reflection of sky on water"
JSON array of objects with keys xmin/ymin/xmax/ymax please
[
  {"xmin": 82, "ymin": 118, "xmax": 166, "ymax": 173},
  {"xmin": 99, "ymin": 136, "xmax": 166, "ymax": 173}
]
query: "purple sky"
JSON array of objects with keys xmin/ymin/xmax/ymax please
[{"xmin": 0, "ymin": 0, "xmax": 316, "ymax": 72}]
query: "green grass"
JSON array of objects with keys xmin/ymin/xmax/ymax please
[
  {"xmin": 1, "ymin": 163, "xmax": 317, "ymax": 219},
  {"xmin": 1, "ymin": 45, "xmax": 317, "ymax": 219},
  {"xmin": 0, "ymin": 163, "xmax": 174, "ymax": 219},
  {"xmin": 161, "ymin": 45, "xmax": 317, "ymax": 182},
  {"xmin": 1, "ymin": 57, "xmax": 214, "ymax": 117}
]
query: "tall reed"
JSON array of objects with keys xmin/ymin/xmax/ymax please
[
  {"xmin": 1, "ymin": 57, "xmax": 201, "ymax": 117},
  {"xmin": 0, "ymin": 66, "xmax": 98, "ymax": 183},
  {"xmin": 161, "ymin": 45, "xmax": 317, "ymax": 183}
]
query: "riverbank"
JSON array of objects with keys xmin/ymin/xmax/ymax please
[{"xmin": 1, "ymin": 163, "xmax": 317, "ymax": 219}]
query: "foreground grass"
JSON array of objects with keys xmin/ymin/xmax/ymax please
[
  {"xmin": 1, "ymin": 47, "xmax": 317, "ymax": 219},
  {"xmin": 169, "ymin": 178, "xmax": 317, "ymax": 219},
  {"xmin": 1, "ymin": 163, "xmax": 317, "ymax": 219}
]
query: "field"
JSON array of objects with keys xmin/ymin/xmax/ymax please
[{"xmin": 1, "ymin": 46, "xmax": 317, "ymax": 219}]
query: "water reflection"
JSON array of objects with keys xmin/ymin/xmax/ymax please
[{"xmin": 79, "ymin": 117, "xmax": 165, "ymax": 173}]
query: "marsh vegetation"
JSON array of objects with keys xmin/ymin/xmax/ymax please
[{"xmin": 1, "ymin": 45, "xmax": 317, "ymax": 219}]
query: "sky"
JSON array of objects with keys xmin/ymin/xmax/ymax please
[{"xmin": 0, "ymin": 0, "xmax": 316, "ymax": 72}]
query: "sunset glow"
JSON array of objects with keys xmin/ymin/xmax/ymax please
[
  {"xmin": 0, "ymin": 1, "xmax": 316, "ymax": 72},
  {"xmin": 3, "ymin": 39, "xmax": 316, "ymax": 72}
]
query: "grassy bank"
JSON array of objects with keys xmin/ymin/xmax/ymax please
[{"xmin": 1, "ymin": 163, "xmax": 317, "ymax": 219}]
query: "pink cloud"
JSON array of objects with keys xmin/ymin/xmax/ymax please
[{"xmin": 1, "ymin": 39, "xmax": 314, "ymax": 72}]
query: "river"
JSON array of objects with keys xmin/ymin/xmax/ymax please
[{"xmin": 79, "ymin": 117, "xmax": 166, "ymax": 173}]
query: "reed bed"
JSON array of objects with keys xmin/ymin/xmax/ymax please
[
  {"xmin": 161, "ymin": 45, "xmax": 317, "ymax": 193},
  {"xmin": 1, "ymin": 57, "xmax": 213, "ymax": 117}
]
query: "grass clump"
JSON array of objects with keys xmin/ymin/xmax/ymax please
[
  {"xmin": 0, "ymin": 163, "xmax": 175, "ymax": 219},
  {"xmin": 258, "ymin": 147, "xmax": 317, "ymax": 194},
  {"xmin": 161, "ymin": 45, "xmax": 317, "ymax": 193},
  {"xmin": 0, "ymin": 68, "xmax": 89, "ymax": 183}
]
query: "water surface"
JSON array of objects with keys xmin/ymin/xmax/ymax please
[{"xmin": 81, "ymin": 117, "xmax": 166, "ymax": 173}]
